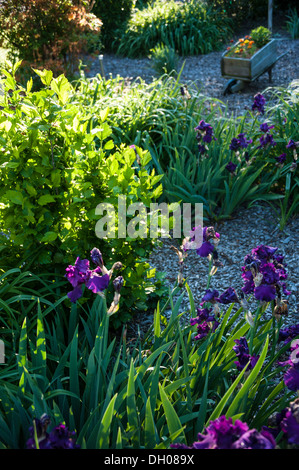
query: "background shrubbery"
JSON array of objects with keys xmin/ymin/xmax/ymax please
[
  {"xmin": 0, "ymin": 0, "xmax": 102, "ymax": 81},
  {"xmin": 91, "ymin": 0, "xmax": 135, "ymax": 50},
  {"xmin": 114, "ymin": 0, "xmax": 233, "ymax": 58}
]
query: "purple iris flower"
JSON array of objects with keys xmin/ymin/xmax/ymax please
[
  {"xmin": 85, "ymin": 272, "xmax": 110, "ymax": 294},
  {"xmin": 171, "ymin": 415, "xmax": 275, "ymax": 449},
  {"xmin": 185, "ymin": 225, "xmax": 220, "ymax": 258},
  {"xmin": 258, "ymin": 133, "xmax": 277, "ymax": 148},
  {"xmin": 190, "ymin": 307, "xmax": 215, "ymax": 326},
  {"xmin": 251, "ymin": 245, "xmax": 278, "ymax": 261},
  {"xmin": 195, "ymin": 120, "xmax": 212, "ymax": 132},
  {"xmin": 237, "ymin": 133, "xmax": 253, "ymax": 148},
  {"xmin": 196, "ymin": 241, "xmax": 215, "ymax": 257},
  {"xmin": 65, "ymin": 251, "xmax": 110, "ymax": 302},
  {"xmin": 191, "ymin": 304, "xmax": 219, "ymax": 340},
  {"xmin": 254, "ymin": 284, "xmax": 277, "ymax": 302},
  {"xmin": 232, "ymin": 429, "xmax": 276, "ymax": 449},
  {"xmin": 229, "ymin": 137, "xmax": 240, "ymax": 152},
  {"xmin": 278, "ymin": 340, "xmax": 299, "ymax": 391},
  {"xmin": 278, "ymin": 323, "xmax": 299, "ymax": 345},
  {"xmin": 284, "ymin": 368, "xmax": 299, "ymax": 392},
  {"xmin": 233, "ymin": 336, "xmax": 259, "ymax": 372},
  {"xmin": 195, "ymin": 120, "xmax": 216, "ymax": 154},
  {"xmin": 65, "ymin": 257, "xmax": 90, "ymax": 288},
  {"xmin": 194, "ymin": 321, "xmax": 215, "ymax": 340},
  {"xmin": 170, "ymin": 415, "xmax": 276, "ymax": 449},
  {"xmin": 262, "ymin": 399, "xmax": 299, "ymax": 446},
  {"xmin": 225, "ymin": 161, "xmax": 237, "ymax": 173},
  {"xmin": 241, "ymin": 245, "xmax": 290, "ymax": 303},
  {"xmin": 229, "ymin": 133, "xmax": 252, "ymax": 152},
  {"xmin": 281, "ymin": 402, "xmax": 299, "ymax": 446},
  {"xmin": 198, "ymin": 143, "xmax": 206, "ymax": 154},
  {"xmin": 252, "ymin": 93, "xmax": 266, "ymax": 114},
  {"xmin": 260, "ymin": 123, "xmax": 274, "ymax": 133},
  {"xmin": 286, "ymin": 139, "xmax": 299, "ymax": 149},
  {"xmin": 259, "ymin": 263, "xmax": 280, "ymax": 285},
  {"xmin": 202, "ymin": 288, "xmax": 219, "ymax": 303},
  {"xmin": 241, "ymin": 269, "xmax": 254, "ymax": 295},
  {"xmin": 233, "ymin": 336, "xmax": 249, "ymax": 356},
  {"xmin": 197, "ymin": 416, "xmax": 249, "ymax": 449},
  {"xmin": 275, "ymin": 153, "xmax": 286, "ymax": 164},
  {"xmin": 26, "ymin": 416, "xmax": 80, "ymax": 449},
  {"xmin": 217, "ymin": 287, "xmax": 239, "ymax": 304}
]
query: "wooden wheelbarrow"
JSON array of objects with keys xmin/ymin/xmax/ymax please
[{"xmin": 221, "ymin": 39, "xmax": 289, "ymax": 95}]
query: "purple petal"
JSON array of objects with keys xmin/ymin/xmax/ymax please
[
  {"xmin": 254, "ymin": 284, "xmax": 276, "ymax": 301},
  {"xmin": 284, "ymin": 368, "xmax": 299, "ymax": 391},
  {"xmin": 85, "ymin": 273, "xmax": 110, "ymax": 293},
  {"xmin": 67, "ymin": 285, "xmax": 83, "ymax": 303},
  {"xmin": 196, "ymin": 241, "xmax": 214, "ymax": 257}
]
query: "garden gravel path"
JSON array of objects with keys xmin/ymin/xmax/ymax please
[
  {"xmin": 85, "ymin": 35, "xmax": 299, "ymax": 115},
  {"xmin": 84, "ymin": 30, "xmax": 299, "ymax": 339}
]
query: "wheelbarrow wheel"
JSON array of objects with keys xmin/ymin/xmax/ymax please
[
  {"xmin": 223, "ymin": 79, "xmax": 245, "ymax": 95},
  {"xmin": 223, "ymin": 79, "xmax": 237, "ymax": 96}
]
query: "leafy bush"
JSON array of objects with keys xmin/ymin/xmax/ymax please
[
  {"xmin": 250, "ymin": 27, "xmax": 272, "ymax": 48},
  {"xmin": 115, "ymin": 0, "xmax": 233, "ymax": 58},
  {"xmin": 0, "ymin": 64, "xmax": 166, "ymax": 326},
  {"xmin": 209, "ymin": 0, "xmax": 268, "ymax": 22},
  {"xmin": 149, "ymin": 43, "xmax": 179, "ymax": 77},
  {"xmin": 91, "ymin": 0, "xmax": 135, "ymax": 50},
  {"xmin": 0, "ymin": 0, "xmax": 102, "ymax": 80}
]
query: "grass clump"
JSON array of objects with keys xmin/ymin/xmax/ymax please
[{"xmin": 115, "ymin": 0, "xmax": 233, "ymax": 58}]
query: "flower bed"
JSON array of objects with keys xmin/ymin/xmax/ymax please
[{"xmin": 0, "ymin": 60, "xmax": 298, "ymax": 451}]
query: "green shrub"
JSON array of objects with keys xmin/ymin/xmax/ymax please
[
  {"xmin": 209, "ymin": 0, "xmax": 267, "ymax": 22},
  {"xmin": 149, "ymin": 43, "xmax": 179, "ymax": 77},
  {"xmin": 0, "ymin": 64, "xmax": 166, "ymax": 327},
  {"xmin": 91, "ymin": 0, "xmax": 135, "ymax": 50},
  {"xmin": 0, "ymin": 0, "xmax": 102, "ymax": 80},
  {"xmin": 115, "ymin": 0, "xmax": 233, "ymax": 58},
  {"xmin": 250, "ymin": 26, "xmax": 272, "ymax": 48}
]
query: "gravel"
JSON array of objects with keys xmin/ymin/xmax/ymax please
[
  {"xmin": 85, "ymin": 34, "xmax": 299, "ymax": 115},
  {"xmin": 83, "ymin": 24, "xmax": 299, "ymax": 339},
  {"xmin": 147, "ymin": 203, "xmax": 299, "ymax": 325}
]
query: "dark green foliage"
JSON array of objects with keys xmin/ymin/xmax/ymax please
[
  {"xmin": 0, "ymin": 276, "xmax": 294, "ymax": 449},
  {"xmin": 149, "ymin": 43, "xmax": 179, "ymax": 77},
  {"xmin": 209, "ymin": 0, "xmax": 267, "ymax": 21},
  {"xmin": 92, "ymin": 0, "xmax": 135, "ymax": 50}
]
